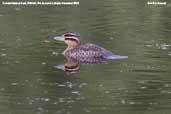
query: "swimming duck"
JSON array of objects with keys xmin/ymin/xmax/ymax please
[{"xmin": 54, "ymin": 32, "xmax": 128, "ymax": 62}]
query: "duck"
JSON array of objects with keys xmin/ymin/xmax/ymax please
[{"xmin": 54, "ymin": 32, "xmax": 128, "ymax": 62}]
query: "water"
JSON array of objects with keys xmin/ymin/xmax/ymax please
[{"xmin": 0, "ymin": 0, "xmax": 171, "ymax": 114}]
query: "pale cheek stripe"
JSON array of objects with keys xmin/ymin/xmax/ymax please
[{"xmin": 65, "ymin": 36, "xmax": 78, "ymax": 40}]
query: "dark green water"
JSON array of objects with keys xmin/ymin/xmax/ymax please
[{"xmin": 0, "ymin": 0, "xmax": 171, "ymax": 114}]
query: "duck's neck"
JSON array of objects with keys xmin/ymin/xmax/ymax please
[
  {"xmin": 63, "ymin": 45, "xmax": 78, "ymax": 55},
  {"xmin": 67, "ymin": 45, "xmax": 78, "ymax": 50}
]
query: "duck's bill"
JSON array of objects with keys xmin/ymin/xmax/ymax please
[{"xmin": 53, "ymin": 36, "xmax": 65, "ymax": 41}]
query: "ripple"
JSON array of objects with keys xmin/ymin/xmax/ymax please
[
  {"xmin": 58, "ymin": 98, "xmax": 65, "ymax": 103},
  {"xmin": 11, "ymin": 83, "xmax": 18, "ymax": 86},
  {"xmin": 0, "ymin": 88, "xmax": 5, "ymax": 91},
  {"xmin": 43, "ymin": 40, "xmax": 50, "ymax": 43},
  {"xmin": 52, "ymin": 51, "xmax": 59, "ymax": 56},
  {"xmin": 71, "ymin": 91, "xmax": 80, "ymax": 95},
  {"xmin": 41, "ymin": 62, "xmax": 46, "ymax": 65},
  {"xmin": 160, "ymin": 44, "xmax": 171, "ymax": 50},
  {"xmin": 58, "ymin": 84, "xmax": 66, "ymax": 87},
  {"xmin": 168, "ymin": 52, "xmax": 171, "ymax": 56},
  {"xmin": 1, "ymin": 53, "xmax": 7, "ymax": 57},
  {"xmin": 14, "ymin": 8, "xmax": 21, "ymax": 11}
]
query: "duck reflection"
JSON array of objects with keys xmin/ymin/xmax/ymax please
[{"xmin": 54, "ymin": 56, "xmax": 109, "ymax": 75}]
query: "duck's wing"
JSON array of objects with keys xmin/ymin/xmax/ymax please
[
  {"xmin": 79, "ymin": 43, "xmax": 109, "ymax": 52},
  {"xmin": 74, "ymin": 43, "xmax": 112, "ymax": 57},
  {"xmin": 79, "ymin": 44, "xmax": 128, "ymax": 60}
]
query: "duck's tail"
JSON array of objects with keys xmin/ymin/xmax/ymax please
[{"xmin": 103, "ymin": 54, "xmax": 128, "ymax": 60}]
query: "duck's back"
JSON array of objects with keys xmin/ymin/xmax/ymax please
[{"xmin": 64, "ymin": 43, "xmax": 113, "ymax": 62}]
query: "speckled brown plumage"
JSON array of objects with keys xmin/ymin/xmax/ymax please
[{"xmin": 64, "ymin": 43, "xmax": 114, "ymax": 62}]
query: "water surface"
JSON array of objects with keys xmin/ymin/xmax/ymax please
[{"xmin": 0, "ymin": 0, "xmax": 171, "ymax": 114}]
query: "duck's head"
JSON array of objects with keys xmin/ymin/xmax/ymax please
[{"xmin": 54, "ymin": 32, "xmax": 81, "ymax": 49}]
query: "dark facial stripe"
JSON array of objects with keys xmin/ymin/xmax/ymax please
[
  {"xmin": 65, "ymin": 64, "xmax": 79, "ymax": 69},
  {"xmin": 65, "ymin": 69, "xmax": 79, "ymax": 72},
  {"xmin": 64, "ymin": 34, "xmax": 80, "ymax": 37}
]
